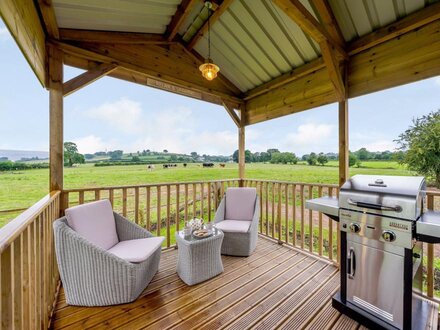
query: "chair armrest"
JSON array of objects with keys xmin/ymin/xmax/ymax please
[
  {"xmin": 214, "ymin": 197, "xmax": 226, "ymax": 224},
  {"xmin": 248, "ymin": 196, "xmax": 260, "ymax": 233},
  {"xmin": 113, "ymin": 212, "xmax": 154, "ymax": 241}
]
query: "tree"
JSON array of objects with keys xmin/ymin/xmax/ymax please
[
  {"xmin": 317, "ymin": 153, "xmax": 328, "ymax": 166},
  {"xmin": 190, "ymin": 152, "xmax": 198, "ymax": 159},
  {"xmin": 64, "ymin": 142, "xmax": 85, "ymax": 167},
  {"xmin": 395, "ymin": 110, "xmax": 440, "ymax": 187},
  {"xmin": 163, "ymin": 149, "xmax": 168, "ymax": 153},
  {"xmin": 307, "ymin": 152, "xmax": 317, "ymax": 165},
  {"xmin": 108, "ymin": 150, "xmax": 123, "ymax": 160},
  {"xmin": 245, "ymin": 150, "xmax": 253, "ymax": 162},
  {"xmin": 131, "ymin": 156, "xmax": 140, "ymax": 162},
  {"xmin": 349, "ymin": 152, "xmax": 357, "ymax": 167},
  {"xmin": 232, "ymin": 150, "xmax": 239, "ymax": 163},
  {"xmin": 356, "ymin": 148, "xmax": 370, "ymax": 160}
]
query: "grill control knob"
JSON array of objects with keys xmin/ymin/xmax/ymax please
[
  {"xmin": 349, "ymin": 223, "xmax": 361, "ymax": 233},
  {"xmin": 382, "ymin": 230, "xmax": 396, "ymax": 242}
]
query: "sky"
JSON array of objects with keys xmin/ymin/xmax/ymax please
[{"xmin": 1, "ymin": 21, "xmax": 439, "ymax": 157}]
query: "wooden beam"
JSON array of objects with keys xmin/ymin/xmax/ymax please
[
  {"xmin": 222, "ymin": 102, "xmax": 240, "ymax": 127},
  {"xmin": 0, "ymin": 0, "xmax": 46, "ymax": 86},
  {"xmin": 63, "ymin": 63, "xmax": 118, "ymax": 97},
  {"xmin": 338, "ymin": 99, "xmax": 348, "ymax": 187},
  {"xmin": 55, "ymin": 41, "xmax": 243, "ymax": 107},
  {"xmin": 165, "ymin": 0, "xmax": 199, "ymax": 41},
  {"xmin": 59, "ymin": 29, "xmax": 170, "ymax": 45},
  {"xmin": 320, "ymin": 40, "xmax": 345, "ymax": 101},
  {"xmin": 48, "ymin": 43, "xmax": 63, "ymax": 192},
  {"xmin": 238, "ymin": 110, "xmax": 245, "ymax": 183},
  {"xmin": 244, "ymin": 58, "xmax": 325, "ymax": 100},
  {"xmin": 349, "ymin": 2, "xmax": 440, "ymax": 55},
  {"xmin": 310, "ymin": 0, "xmax": 345, "ymax": 48},
  {"xmin": 36, "ymin": 0, "xmax": 59, "ymax": 39},
  {"xmin": 272, "ymin": 0, "xmax": 347, "ymax": 59},
  {"xmin": 187, "ymin": 0, "xmax": 234, "ymax": 50}
]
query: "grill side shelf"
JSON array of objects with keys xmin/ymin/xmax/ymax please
[
  {"xmin": 305, "ymin": 196, "xmax": 339, "ymax": 222},
  {"xmin": 416, "ymin": 211, "xmax": 440, "ymax": 244}
]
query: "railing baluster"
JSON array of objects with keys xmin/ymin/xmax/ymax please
[
  {"xmin": 427, "ymin": 194, "xmax": 434, "ymax": 298},
  {"xmin": 79, "ymin": 191, "xmax": 84, "ymax": 205},
  {"xmin": 309, "ymin": 186, "xmax": 313, "ymax": 253},
  {"xmin": 292, "ymin": 184, "xmax": 296, "ymax": 247},
  {"xmin": 201, "ymin": 183, "xmax": 205, "ymax": 220},
  {"xmin": 1, "ymin": 245, "xmax": 13, "ymax": 327},
  {"xmin": 134, "ymin": 187, "xmax": 139, "ymax": 224},
  {"xmin": 184, "ymin": 184, "xmax": 188, "ymax": 222},
  {"xmin": 259, "ymin": 182, "xmax": 263, "ymax": 234},
  {"xmin": 328, "ymin": 187, "xmax": 333, "ymax": 261},
  {"xmin": 176, "ymin": 184, "xmax": 180, "ymax": 232},
  {"xmin": 192, "ymin": 183, "xmax": 197, "ymax": 219},
  {"xmin": 208, "ymin": 183, "xmax": 212, "ymax": 222},
  {"xmin": 265, "ymin": 182, "xmax": 269, "ymax": 236},
  {"xmin": 166, "ymin": 185, "xmax": 171, "ymax": 248},
  {"xmin": 300, "ymin": 185, "xmax": 305, "ymax": 250},
  {"xmin": 336, "ymin": 188, "xmax": 341, "ymax": 265},
  {"xmin": 271, "ymin": 183, "xmax": 275, "ymax": 239},
  {"xmin": 285, "ymin": 184, "xmax": 289, "ymax": 244},
  {"xmin": 122, "ymin": 188, "xmax": 127, "ymax": 217},
  {"xmin": 146, "ymin": 187, "xmax": 151, "ymax": 231},
  {"xmin": 157, "ymin": 186, "xmax": 161, "ymax": 238},
  {"xmin": 109, "ymin": 189, "xmax": 114, "ymax": 206},
  {"xmin": 318, "ymin": 186, "xmax": 323, "ymax": 256},
  {"xmin": 277, "ymin": 183, "xmax": 282, "ymax": 242},
  {"xmin": 94, "ymin": 189, "xmax": 100, "ymax": 201}
]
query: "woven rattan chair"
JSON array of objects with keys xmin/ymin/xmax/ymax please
[
  {"xmin": 214, "ymin": 187, "xmax": 260, "ymax": 256},
  {"xmin": 53, "ymin": 200, "xmax": 164, "ymax": 306}
]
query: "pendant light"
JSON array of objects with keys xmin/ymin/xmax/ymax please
[{"xmin": 199, "ymin": 1, "xmax": 220, "ymax": 81}]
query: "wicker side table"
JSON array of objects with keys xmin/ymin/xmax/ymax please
[{"xmin": 175, "ymin": 228, "xmax": 224, "ymax": 286}]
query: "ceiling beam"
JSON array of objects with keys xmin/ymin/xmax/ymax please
[
  {"xmin": 55, "ymin": 41, "xmax": 243, "ymax": 107},
  {"xmin": 36, "ymin": 0, "xmax": 59, "ymax": 39},
  {"xmin": 222, "ymin": 101, "xmax": 240, "ymax": 127},
  {"xmin": 165, "ymin": 0, "xmax": 199, "ymax": 41},
  {"xmin": 320, "ymin": 41, "xmax": 345, "ymax": 101},
  {"xmin": 63, "ymin": 63, "xmax": 118, "ymax": 97},
  {"xmin": 348, "ymin": 1, "xmax": 440, "ymax": 55},
  {"xmin": 310, "ymin": 0, "xmax": 345, "ymax": 48},
  {"xmin": 243, "ymin": 57, "xmax": 325, "ymax": 100},
  {"xmin": 59, "ymin": 29, "xmax": 171, "ymax": 45},
  {"xmin": 186, "ymin": 0, "xmax": 234, "ymax": 51},
  {"xmin": 272, "ymin": 0, "xmax": 347, "ymax": 59}
]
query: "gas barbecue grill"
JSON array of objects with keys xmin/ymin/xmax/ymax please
[{"xmin": 306, "ymin": 175, "xmax": 440, "ymax": 330}]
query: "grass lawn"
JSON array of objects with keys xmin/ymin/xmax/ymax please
[{"xmin": 0, "ymin": 161, "xmax": 414, "ymax": 226}]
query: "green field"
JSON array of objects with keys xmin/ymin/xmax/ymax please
[{"xmin": 0, "ymin": 161, "xmax": 413, "ymax": 227}]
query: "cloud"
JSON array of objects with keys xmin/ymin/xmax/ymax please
[
  {"xmin": 0, "ymin": 27, "xmax": 11, "ymax": 41},
  {"xmin": 359, "ymin": 140, "xmax": 397, "ymax": 152},
  {"xmin": 88, "ymin": 98, "xmax": 144, "ymax": 134},
  {"xmin": 73, "ymin": 135, "xmax": 112, "ymax": 154},
  {"xmin": 286, "ymin": 123, "xmax": 334, "ymax": 146}
]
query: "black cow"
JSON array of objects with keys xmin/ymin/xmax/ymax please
[{"xmin": 203, "ymin": 163, "xmax": 214, "ymax": 168}]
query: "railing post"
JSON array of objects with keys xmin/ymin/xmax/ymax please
[
  {"xmin": 238, "ymin": 108, "xmax": 245, "ymax": 187},
  {"xmin": 48, "ymin": 43, "xmax": 64, "ymax": 192}
]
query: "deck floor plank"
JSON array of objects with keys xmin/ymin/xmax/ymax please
[{"xmin": 51, "ymin": 236, "xmax": 437, "ymax": 330}]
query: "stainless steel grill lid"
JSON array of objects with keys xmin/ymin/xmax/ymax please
[{"xmin": 339, "ymin": 175, "xmax": 426, "ymax": 221}]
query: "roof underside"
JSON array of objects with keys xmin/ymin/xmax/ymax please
[{"xmin": 52, "ymin": 0, "xmax": 437, "ymax": 93}]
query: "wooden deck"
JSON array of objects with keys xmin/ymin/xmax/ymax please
[{"xmin": 50, "ymin": 237, "xmax": 392, "ymax": 329}]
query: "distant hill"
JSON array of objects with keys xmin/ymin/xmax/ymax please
[{"xmin": 0, "ymin": 149, "xmax": 49, "ymax": 161}]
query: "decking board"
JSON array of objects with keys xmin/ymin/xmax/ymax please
[{"xmin": 51, "ymin": 236, "xmax": 437, "ymax": 330}]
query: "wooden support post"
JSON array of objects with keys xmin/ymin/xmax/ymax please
[
  {"xmin": 48, "ymin": 44, "xmax": 64, "ymax": 192},
  {"xmin": 338, "ymin": 66, "xmax": 349, "ymax": 187},
  {"xmin": 238, "ymin": 109, "xmax": 245, "ymax": 187}
]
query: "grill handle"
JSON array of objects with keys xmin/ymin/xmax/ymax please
[
  {"xmin": 348, "ymin": 248, "xmax": 356, "ymax": 279},
  {"xmin": 347, "ymin": 199, "xmax": 402, "ymax": 212}
]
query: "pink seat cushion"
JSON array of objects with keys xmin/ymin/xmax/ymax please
[
  {"xmin": 65, "ymin": 200, "xmax": 119, "ymax": 250},
  {"xmin": 107, "ymin": 237, "xmax": 164, "ymax": 263},
  {"xmin": 225, "ymin": 188, "xmax": 257, "ymax": 221},
  {"xmin": 216, "ymin": 220, "xmax": 251, "ymax": 233}
]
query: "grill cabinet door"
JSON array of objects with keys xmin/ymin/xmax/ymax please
[{"xmin": 346, "ymin": 240, "xmax": 404, "ymax": 328}]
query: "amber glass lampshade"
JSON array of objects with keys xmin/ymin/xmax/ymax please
[{"xmin": 199, "ymin": 60, "xmax": 220, "ymax": 81}]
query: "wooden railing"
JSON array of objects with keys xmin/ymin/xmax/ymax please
[
  {"xmin": 61, "ymin": 179, "xmax": 241, "ymax": 248},
  {"xmin": 425, "ymin": 191, "xmax": 440, "ymax": 300},
  {"xmin": 0, "ymin": 191, "xmax": 60, "ymax": 329}
]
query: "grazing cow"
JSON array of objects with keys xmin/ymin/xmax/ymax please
[
  {"xmin": 203, "ymin": 163, "xmax": 214, "ymax": 168},
  {"xmin": 163, "ymin": 164, "xmax": 168, "ymax": 169},
  {"xmin": 183, "ymin": 163, "xmax": 187, "ymax": 168},
  {"xmin": 219, "ymin": 163, "xmax": 226, "ymax": 168},
  {"xmin": 147, "ymin": 165, "xmax": 155, "ymax": 171}
]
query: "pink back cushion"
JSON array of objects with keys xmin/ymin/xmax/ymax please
[
  {"xmin": 65, "ymin": 200, "xmax": 119, "ymax": 250},
  {"xmin": 225, "ymin": 188, "xmax": 257, "ymax": 221}
]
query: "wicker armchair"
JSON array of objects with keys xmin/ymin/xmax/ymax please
[
  {"xmin": 53, "ymin": 200, "xmax": 164, "ymax": 306},
  {"xmin": 214, "ymin": 187, "xmax": 260, "ymax": 256}
]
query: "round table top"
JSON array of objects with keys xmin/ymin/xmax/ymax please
[{"xmin": 176, "ymin": 227, "xmax": 223, "ymax": 244}]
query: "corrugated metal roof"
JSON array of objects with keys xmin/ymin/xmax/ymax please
[
  {"xmin": 192, "ymin": 0, "xmax": 320, "ymax": 92},
  {"xmin": 327, "ymin": 0, "xmax": 436, "ymax": 42},
  {"xmin": 53, "ymin": 0, "xmax": 181, "ymax": 34}
]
